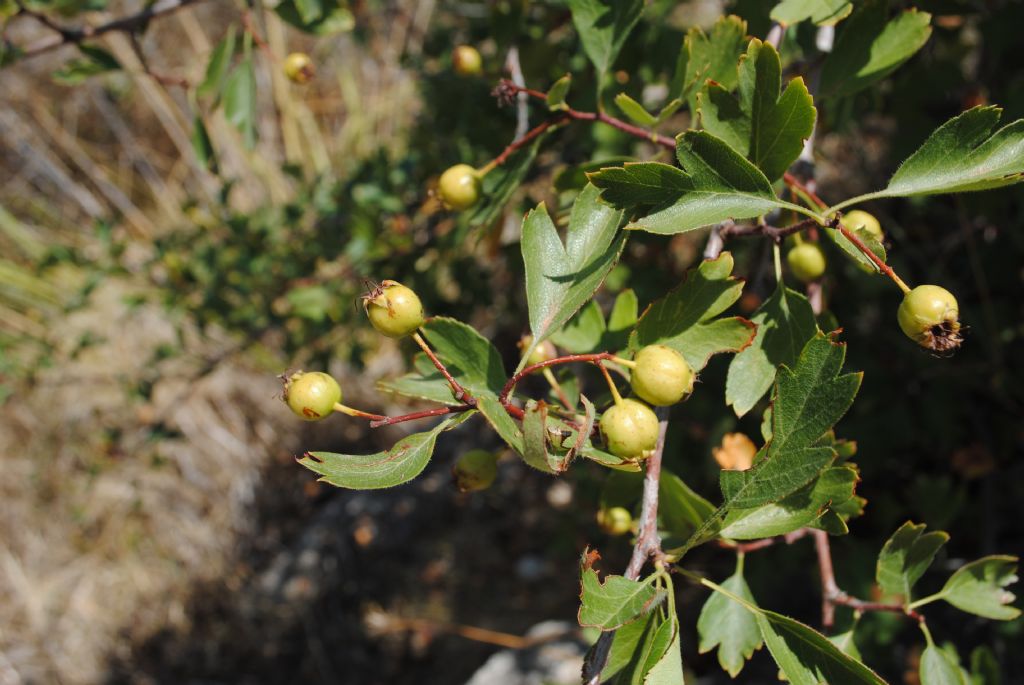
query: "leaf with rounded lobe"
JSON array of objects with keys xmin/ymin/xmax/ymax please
[
  {"xmin": 771, "ymin": 0, "xmax": 852, "ymax": 26},
  {"xmin": 567, "ymin": 0, "xmax": 643, "ymax": 77},
  {"xmin": 590, "ymin": 131, "xmax": 802, "ymax": 235},
  {"xmin": 876, "ymin": 521, "xmax": 949, "ymax": 598},
  {"xmin": 579, "ymin": 556, "xmax": 667, "ymax": 630},
  {"xmin": 726, "ymin": 283, "xmax": 818, "ymax": 417},
  {"xmin": 551, "ymin": 300, "xmax": 606, "ymax": 353},
  {"xmin": 699, "ymin": 40, "xmax": 817, "ymax": 181},
  {"xmin": 672, "ymin": 14, "xmax": 748, "ymax": 111},
  {"xmin": 520, "ymin": 185, "xmax": 625, "ymax": 369},
  {"xmin": 299, "ymin": 412, "xmax": 473, "ymax": 489},
  {"xmin": 632, "ymin": 252, "xmax": 756, "ymax": 373},
  {"xmin": 697, "ymin": 565, "xmax": 763, "ymax": 676},
  {"xmin": 937, "ymin": 556, "xmax": 1021, "ymax": 620},
  {"xmin": 920, "ymin": 644, "xmax": 969, "ymax": 685},
  {"xmin": 819, "ymin": 5, "xmax": 931, "ymax": 98},
  {"xmin": 720, "ymin": 334, "xmax": 862, "ymax": 509},
  {"xmin": 880, "ymin": 106, "xmax": 1024, "ymax": 198},
  {"xmin": 720, "ymin": 466, "xmax": 858, "ymax": 540}
]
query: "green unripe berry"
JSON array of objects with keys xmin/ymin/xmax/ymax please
[
  {"xmin": 453, "ymin": 449, "xmax": 498, "ymax": 492},
  {"xmin": 630, "ymin": 344, "xmax": 693, "ymax": 406},
  {"xmin": 844, "ymin": 210, "xmax": 884, "ymax": 241},
  {"xmin": 283, "ymin": 52, "xmax": 315, "ymax": 84},
  {"xmin": 897, "ymin": 285, "xmax": 962, "ymax": 353},
  {"xmin": 599, "ymin": 398, "xmax": 659, "ymax": 460},
  {"xmin": 438, "ymin": 164, "xmax": 482, "ymax": 211},
  {"xmin": 452, "ymin": 45, "xmax": 483, "ymax": 76},
  {"xmin": 518, "ymin": 334, "xmax": 557, "ymax": 367},
  {"xmin": 284, "ymin": 371, "xmax": 341, "ymax": 421},
  {"xmin": 596, "ymin": 506, "xmax": 633, "ymax": 536},
  {"xmin": 363, "ymin": 280, "xmax": 426, "ymax": 338},
  {"xmin": 787, "ymin": 242, "xmax": 827, "ymax": 283}
]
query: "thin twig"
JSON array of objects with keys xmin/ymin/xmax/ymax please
[
  {"xmin": 412, "ymin": 331, "xmax": 475, "ymax": 406},
  {"xmin": 369, "ymin": 403, "xmax": 474, "ymax": 428},
  {"xmin": 582, "ymin": 407, "xmax": 669, "ymax": 684},
  {"xmin": 498, "ymin": 352, "xmax": 615, "ymax": 419},
  {"xmin": 15, "ymin": 0, "xmax": 207, "ymax": 60},
  {"xmin": 505, "ymin": 46, "xmax": 529, "ymax": 140}
]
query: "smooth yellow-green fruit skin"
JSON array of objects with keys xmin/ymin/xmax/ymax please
[
  {"xmin": 631, "ymin": 344, "xmax": 693, "ymax": 406},
  {"xmin": 787, "ymin": 242, "xmax": 827, "ymax": 283},
  {"xmin": 283, "ymin": 52, "xmax": 315, "ymax": 84},
  {"xmin": 844, "ymin": 210, "xmax": 883, "ymax": 241},
  {"xmin": 452, "ymin": 45, "xmax": 483, "ymax": 76},
  {"xmin": 453, "ymin": 449, "xmax": 498, "ymax": 492},
  {"xmin": 364, "ymin": 280, "xmax": 426, "ymax": 338},
  {"xmin": 438, "ymin": 164, "xmax": 481, "ymax": 211},
  {"xmin": 596, "ymin": 506, "xmax": 633, "ymax": 536},
  {"xmin": 285, "ymin": 371, "xmax": 341, "ymax": 421},
  {"xmin": 519, "ymin": 334, "xmax": 557, "ymax": 367},
  {"xmin": 600, "ymin": 399, "xmax": 659, "ymax": 460},
  {"xmin": 897, "ymin": 285, "xmax": 960, "ymax": 349}
]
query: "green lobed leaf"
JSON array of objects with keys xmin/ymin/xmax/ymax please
[
  {"xmin": 706, "ymin": 579, "xmax": 886, "ymax": 684},
  {"xmin": 589, "ymin": 131, "xmax": 806, "ymax": 235},
  {"xmin": 642, "ymin": 616, "xmax": 684, "ymax": 685},
  {"xmin": 878, "ymin": 106, "xmax": 1024, "ymax": 198},
  {"xmin": 551, "ymin": 300, "xmax": 606, "ymax": 353},
  {"xmin": 293, "ymin": 0, "xmax": 323, "ymax": 24},
  {"xmin": 377, "ymin": 354, "xmax": 464, "ymax": 407},
  {"xmin": 567, "ymin": 0, "xmax": 643, "ymax": 77},
  {"xmin": 937, "ymin": 556, "xmax": 1021, "ymax": 620},
  {"xmin": 578, "ymin": 555, "xmax": 667, "ymax": 630},
  {"xmin": 197, "ymin": 25, "xmax": 237, "ymax": 100},
  {"xmin": 478, "ymin": 396, "xmax": 525, "ymax": 455},
  {"xmin": 699, "ymin": 39, "xmax": 817, "ymax": 181},
  {"xmin": 600, "ymin": 610, "xmax": 667, "ymax": 684},
  {"xmin": 756, "ymin": 610, "xmax": 887, "ymax": 684},
  {"xmin": 720, "ymin": 466, "xmax": 858, "ymax": 540},
  {"xmin": 546, "ymin": 73, "xmax": 572, "ymax": 110},
  {"xmin": 719, "ymin": 334, "xmax": 862, "ymax": 509},
  {"xmin": 672, "ymin": 14, "xmax": 748, "ymax": 112},
  {"xmin": 632, "ymin": 252, "xmax": 755, "ymax": 373},
  {"xmin": 726, "ymin": 283, "xmax": 818, "ymax": 417},
  {"xmin": 614, "ymin": 92, "xmax": 657, "ymax": 128},
  {"xmin": 223, "ymin": 58, "xmax": 257, "ymax": 149},
  {"xmin": 819, "ymin": 5, "xmax": 932, "ymax": 98},
  {"xmin": 697, "ymin": 563, "xmax": 763, "ymax": 676},
  {"xmin": 299, "ymin": 412, "xmax": 473, "ymax": 489},
  {"xmin": 659, "ymin": 471, "xmax": 717, "ymax": 542},
  {"xmin": 771, "ymin": 0, "xmax": 852, "ymax": 26},
  {"xmin": 605, "ymin": 289, "xmax": 638, "ymax": 351},
  {"xmin": 520, "ymin": 185, "xmax": 625, "ymax": 368},
  {"xmin": 419, "ymin": 317, "xmax": 507, "ymax": 397},
  {"xmin": 876, "ymin": 521, "xmax": 949, "ymax": 599},
  {"xmin": 921, "ymin": 644, "xmax": 970, "ymax": 685}
]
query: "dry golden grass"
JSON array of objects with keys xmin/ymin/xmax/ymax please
[{"xmin": 0, "ymin": 2, "xmax": 435, "ymax": 681}]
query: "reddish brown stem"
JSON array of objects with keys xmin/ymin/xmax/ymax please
[
  {"xmin": 783, "ymin": 171, "xmax": 828, "ymax": 209},
  {"xmin": 498, "ymin": 352, "xmax": 615, "ymax": 417},
  {"xmin": 834, "ymin": 219, "xmax": 911, "ymax": 292},
  {"xmin": 369, "ymin": 404, "xmax": 474, "ymax": 428},
  {"xmin": 241, "ymin": 9, "xmax": 277, "ymax": 64},
  {"xmin": 720, "ymin": 218, "xmax": 819, "ymax": 243},
  {"xmin": 718, "ymin": 527, "xmax": 812, "ymax": 553},
  {"xmin": 413, "ymin": 331, "xmax": 475, "ymax": 406},
  {"xmin": 482, "ymin": 116, "xmax": 569, "ymax": 172}
]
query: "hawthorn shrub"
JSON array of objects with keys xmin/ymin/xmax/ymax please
[{"xmin": 5, "ymin": 0, "xmax": 1022, "ymax": 683}]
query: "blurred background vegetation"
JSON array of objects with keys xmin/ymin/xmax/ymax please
[{"xmin": 0, "ymin": 0, "xmax": 1021, "ymax": 683}]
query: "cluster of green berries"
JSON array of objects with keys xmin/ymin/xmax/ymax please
[
  {"xmin": 282, "ymin": 280, "xmax": 425, "ymax": 422},
  {"xmin": 599, "ymin": 345, "xmax": 694, "ymax": 461}
]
